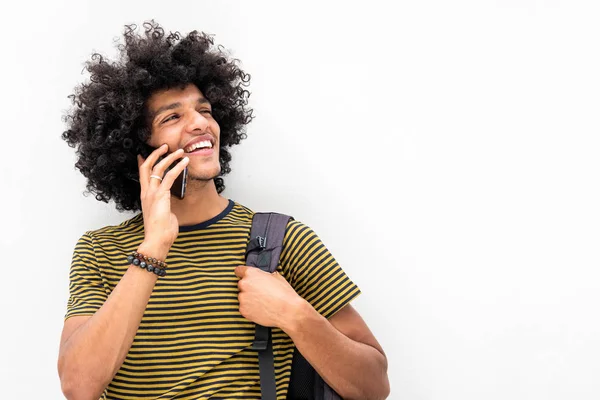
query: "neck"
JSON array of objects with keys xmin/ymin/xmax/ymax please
[{"xmin": 169, "ymin": 179, "xmax": 230, "ymax": 227}]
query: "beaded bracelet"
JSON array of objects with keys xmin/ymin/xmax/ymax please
[{"xmin": 127, "ymin": 251, "xmax": 167, "ymax": 277}]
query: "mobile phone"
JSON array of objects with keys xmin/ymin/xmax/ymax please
[
  {"xmin": 141, "ymin": 144, "xmax": 188, "ymax": 199},
  {"xmin": 167, "ymin": 157, "xmax": 188, "ymax": 199}
]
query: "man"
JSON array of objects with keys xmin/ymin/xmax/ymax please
[{"xmin": 58, "ymin": 21, "xmax": 389, "ymax": 400}]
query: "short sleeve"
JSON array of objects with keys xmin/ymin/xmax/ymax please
[
  {"xmin": 279, "ymin": 220, "xmax": 361, "ymax": 319},
  {"xmin": 64, "ymin": 232, "xmax": 109, "ymax": 320}
]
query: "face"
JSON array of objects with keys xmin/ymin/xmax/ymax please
[{"xmin": 146, "ymin": 83, "xmax": 221, "ymax": 183}]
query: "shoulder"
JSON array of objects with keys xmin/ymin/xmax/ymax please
[
  {"xmin": 281, "ymin": 218, "xmax": 329, "ymax": 261},
  {"xmin": 228, "ymin": 202, "xmax": 298, "ymax": 230},
  {"xmin": 77, "ymin": 213, "xmax": 144, "ymax": 247},
  {"xmin": 225, "ymin": 201, "xmax": 256, "ymax": 226},
  {"xmin": 235, "ymin": 205, "xmax": 317, "ymax": 242},
  {"xmin": 283, "ymin": 218, "xmax": 319, "ymax": 240}
]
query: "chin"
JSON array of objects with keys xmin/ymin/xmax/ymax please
[{"xmin": 188, "ymin": 164, "xmax": 221, "ymax": 182}]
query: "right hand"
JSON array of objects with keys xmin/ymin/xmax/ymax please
[{"xmin": 137, "ymin": 144, "xmax": 189, "ymax": 252}]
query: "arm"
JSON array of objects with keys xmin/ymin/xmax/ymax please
[
  {"xmin": 58, "ymin": 243, "xmax": 167, "ymax": 400},
  {"xmin": 284, "ymin": 302, "xmax": 389, "ymax": 400},
  {"xmin": 235, "ymin": 267, "xmax": 390, "ymax": 400},
  {"xmin": 58, "ymin": 147, "xmax": 188, "ymax": 400}
]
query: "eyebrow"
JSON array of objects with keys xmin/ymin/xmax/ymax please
[{"xmin": 149, "ymin": 97, "xmax": 212, "ymax": 122}]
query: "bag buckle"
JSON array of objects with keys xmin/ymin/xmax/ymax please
[{"xmin": 256, "ymin": 236, "xmax": 266, "ymax": 250}]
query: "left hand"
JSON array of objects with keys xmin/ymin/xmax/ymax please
[{"xmin": 234, "ymin": 266, "xmax": 306, "ymax": 330}]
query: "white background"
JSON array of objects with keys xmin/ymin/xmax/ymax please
[{"xmin": 1, "ymin": 0, "xmax": 599, "ymax": 399}]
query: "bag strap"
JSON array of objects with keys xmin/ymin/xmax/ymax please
[{"xmin": 245, "ymin": 212, "xmax": 293, "ymax": 400}]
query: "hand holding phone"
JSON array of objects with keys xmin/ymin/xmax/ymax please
[
  {"xmin": 136, "ymin": 144, "xmax": 190, "ymax": 253},
  {"xmin": 161, "ymin": 155, "xmax": 188, "ymax": 199},
  {"xmin": 141, "ymin": 143, "xmax": 188, "ymax": 199}
]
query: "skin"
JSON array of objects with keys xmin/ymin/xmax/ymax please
[{"xmin": 58, "ymin": 84, "xmax": 390, "ymax": 400}]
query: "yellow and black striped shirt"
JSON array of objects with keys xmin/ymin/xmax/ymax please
[{"xmin": 65, "ymin": 200, "xmax": 361, "ymax": 399}]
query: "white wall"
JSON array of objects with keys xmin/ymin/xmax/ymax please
[{"xmin": 1, "ymin": 0, "xmax": 599, "ymax": 398}]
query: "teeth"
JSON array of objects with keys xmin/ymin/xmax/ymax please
[{"xmin": 185, "ymin": 140, "xmax": 212, "ymax": 152}]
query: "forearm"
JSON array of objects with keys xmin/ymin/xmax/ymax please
[
  {"xmin": 58, "ymin": 243, "xmax": 166, "ymax": 400},
  {"xmin": 283, "ymin": 300, "xmax": 389, "ymax": 400}
]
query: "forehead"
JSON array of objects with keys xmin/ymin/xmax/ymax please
[{"xmin": 147, "ymin": 84, "xmax": 206, "ymax": 110}]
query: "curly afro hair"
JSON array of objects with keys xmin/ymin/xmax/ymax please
[{"xmin": 62, "ymin": 21, "xmax": 253, "ymax": 212}]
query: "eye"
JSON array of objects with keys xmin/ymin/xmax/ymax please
[
  {"xmin": 162, "ymin": 114, "xmax": 179, "ymax": 124},
  {"xmin": 200, "ymin": 109, "xmax": 212, "ymax": 115}
]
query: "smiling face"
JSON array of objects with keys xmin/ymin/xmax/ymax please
[{"xmin": 146, "ymin": 83, "xmax": 221, "ymax": 183}]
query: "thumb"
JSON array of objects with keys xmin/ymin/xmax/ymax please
[{"xmin": 234, "ymin": 265, "xmax": 248, "ymax": 278}]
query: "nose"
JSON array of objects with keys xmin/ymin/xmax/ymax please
[{"xmin": 185, "ymin": 110, "xmax": 209, "ymax": 133}]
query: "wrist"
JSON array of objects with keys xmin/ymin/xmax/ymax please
[
  {"xmin": 137, "ymin": 241, "xmax": 170, "ymax": 261},
  {"xmin": 281, "ymin": 297, "xmax": 320, "ymax": 337}
]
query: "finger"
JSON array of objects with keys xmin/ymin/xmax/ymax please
[
  {"xmin": 152, "ymin": 148, "xmax": 186, "ymax": 178},
  {"xmin": 238, "ymin": 293, "xmax": 247, "ymax": 317},
  {"xmin": 137, "ymin": 155, "xmax": 145, "ymax": 193},
  {"xmin": 149, "ymin": 149, "xmax": 186, "ymax": 190},
  {"xmin": 139, "ymin": 144, "xmax": 168, "ymax": 189},
  {"xmin": 234, "ymin": 265, "xmax": 248, "ymax": 278},
  {"xmin": 159, "ymin": 155, "xmax": 189, "ymax": 189}
]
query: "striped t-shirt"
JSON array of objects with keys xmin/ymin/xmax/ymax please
[{"xmin": 65, "ymin": 200, "xmax": 361, "ymax": 399}]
